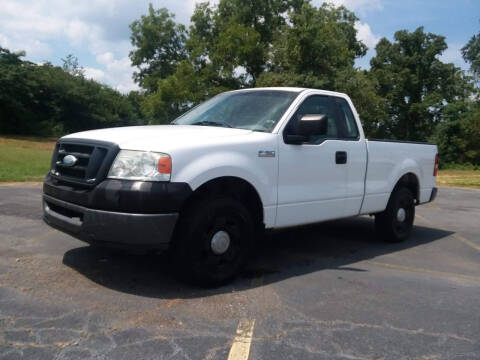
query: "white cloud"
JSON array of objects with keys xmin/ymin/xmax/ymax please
[
  {"xmin": 0, "ymin": 33, "xmax": 11, "ymax": 49},
  {"xmin": 85, "ymin": 55, "xmax": 139, "ymax": 93},
  {"xmin": 355, "ymin": 21, "xmax": 380, "ymax": 49},
  {"xmin": 0, "ymin": 32, "xmax": 52, "ymax": 59},
  {"xmin": 65, "ymin": 20, "xmax": 94, "ymax": 44},
  {"xmin": 97, "ymin": 52, "xmax": 115, "ymax": 66},
  {"xmin": 84, "ymin": 67, "xmax": 106, "ymax": 80}
]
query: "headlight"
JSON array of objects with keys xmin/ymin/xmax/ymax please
[{"xmin": 108, "ymin": 150, "xmax": 171, "ymax": 181}]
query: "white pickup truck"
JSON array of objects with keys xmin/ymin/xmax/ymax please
[{"xmin": 43, "ymin": 87, "xmax": 438, "ymax": 285}]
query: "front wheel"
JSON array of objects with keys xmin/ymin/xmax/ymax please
[
  {"xmin": 375, "ymin": 187, "xmax": 415, "ymax": 243},
  {"xmin": 171, "ymin": 197, "xmax": 254, "ymax": 286}
]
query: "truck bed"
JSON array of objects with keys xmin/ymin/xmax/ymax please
[{"xmin": 360, "ymin": 139, "xmax": 438, "ymax": 214}]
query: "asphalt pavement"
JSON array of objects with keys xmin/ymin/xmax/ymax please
[{"xmin": 0, "ymin": 184, "xmax": 479, "ymax": 360}]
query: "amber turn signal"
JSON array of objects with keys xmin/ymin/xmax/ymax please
[{"xmin": 158, "ymin": 156, "xmax": 172, "ymax": 174}]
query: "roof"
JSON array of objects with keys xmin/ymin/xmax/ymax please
[
  {"xmin": 230, "ymin": 87, "xmax": 348, "ymax": 98},
  {"xmin": 230, "ymin": 87, "xmax": 306, "ymax": 93}
]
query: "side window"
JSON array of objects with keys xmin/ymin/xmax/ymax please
[
  {"xmin": 285, "ymin": 95, "xmax": 339, "ymax": 144},
  {"xmin": 333, "ymin": 97, "xmax": 359, "ymax": 139}
]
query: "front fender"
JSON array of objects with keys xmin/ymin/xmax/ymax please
[{"xmin": 171, "ymin": 150, "xmax": 278, "ymax": 226}]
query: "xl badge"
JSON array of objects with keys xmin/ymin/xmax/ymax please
[{"xmin": 62, "ymin": 154, "xmax": 78, "ymax": 167}]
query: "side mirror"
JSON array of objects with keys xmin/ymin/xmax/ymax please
[{"xmin": 296, "ymin": 114, "xmax": 328, "ymax": 137}]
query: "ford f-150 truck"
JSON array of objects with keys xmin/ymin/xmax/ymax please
[{"xmin": 43, "ymin": 87, "xmax": 438, "ymax": 285}]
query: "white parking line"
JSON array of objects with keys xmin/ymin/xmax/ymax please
[{"xmin": 227, "ymin": 318, "xmax": 255, "ymax": 360}]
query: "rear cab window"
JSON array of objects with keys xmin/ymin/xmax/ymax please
[{"xmin": 332, "ymin": 97, "xmax": 359, "ymax": 140}]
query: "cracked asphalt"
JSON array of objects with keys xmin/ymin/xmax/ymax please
[{"xmin": 0, "ymin": 184, "xmax": 479, "ymax": 360}]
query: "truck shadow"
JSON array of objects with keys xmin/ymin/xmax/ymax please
[{"xmin": 62, "ymin": 216, "xmax": 453, "ymax": 299}]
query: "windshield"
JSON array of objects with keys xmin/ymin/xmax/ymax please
[{"xmin": 172, "ymin": 90, "xmax": 298, "ymax": 132}]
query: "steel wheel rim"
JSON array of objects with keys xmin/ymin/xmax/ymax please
[
  {"xmin": 210, "ymin": 230, "xmax": 231, "ymax": 255},
  {"xmin": 396, "ymin": 208, "xmax": 406, "ymax": 222},
  {"xmin": 393, "ymin": 196, "xmax": 413, "ymax": 236},
  {"xmin": 193, "ymin": 214, "xmax": 243, "ymax": 274}
]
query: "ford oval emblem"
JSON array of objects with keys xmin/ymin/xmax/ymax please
[{"xmin": 62, "ymin": 154, "xmax": 78, "ymax": 167}]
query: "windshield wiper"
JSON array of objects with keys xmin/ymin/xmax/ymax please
[{"xmin": 191, "ymin": 120, "xmax": 232, "ymax": 128}]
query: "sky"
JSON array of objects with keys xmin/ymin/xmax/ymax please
[{"xmin": 0, "ymin": 0, "xmax": 478, "ymax": 93}]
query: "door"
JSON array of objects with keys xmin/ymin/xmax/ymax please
[{"xmin": 276, "ymin": 95, "xmax": 349, "ymax": 227}]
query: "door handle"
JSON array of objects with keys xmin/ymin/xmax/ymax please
[{"xmin": 336, "ymin": 151, "xmax": 347, "ymax": 164}]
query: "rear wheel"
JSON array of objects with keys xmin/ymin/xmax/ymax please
[
  {"xmin": 375, "ymin": 187, "xmax": 415, "ymax": 243},
  {"xmin": 172, "ymin": 197, "xmax": 254, "ymax": 286}
]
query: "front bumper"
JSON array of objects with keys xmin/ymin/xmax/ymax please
[
  {"xmin": 43, "ymin": 195, "xmax": 178, "ymax": 250},
  {"xmin": 42, "ymin": 174, "xmax": 192, "ymax": 250}
]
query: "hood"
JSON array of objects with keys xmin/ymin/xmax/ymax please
[{"xmin": 62, "ymin": 125, "xmax": 253, "ymax": 151}]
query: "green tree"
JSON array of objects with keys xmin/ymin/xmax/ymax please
[
  {"xmin": 129, "ymin": 5, "xmax": 187, "ymax": 93},
  {"xmin": 259, "ymin": 3, "xmax": 366, "ymax": 88},
  {"xmin": 462, "ymin": 30, "xmax": 480, "ymax": 79},
  {"xmin": 212, "ymin": 0, "xmax": 304, "ymax": 83},
  {"xmin": 430, "ymin": 101, "xmax": 480, "ymax": 166},
  {"xmin": 61, "ymin": 54, "xmax": 84, "ymax": 77},
  {"xmin": 183, "ymin": 0, "xmax": 306, "ymax": 92},
  {"xmin": 370, "ymin": 27, "xmax": 472, "ymax": 141},
  {"xmin": 0, "ymin": 47, "xmax": 145, "ymax": 136},
  {"xmin": 141, "ymin": 61, "xmax": 207, "ymax": 123},
  {"xmin": 334, "ymin": 69, "xmax": 387, "ymax": 138},
  {"xmin": 0, "ymin": 47, "xmax": 25, "ymax": 66}
]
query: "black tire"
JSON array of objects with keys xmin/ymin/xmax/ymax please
[
  {"xmin": 171, "ymin": 197, "xmax": 254, "ymax": 286},
  {"xmin": 375, "ymin": 187, "xmax": 415, "ymax": 243}
]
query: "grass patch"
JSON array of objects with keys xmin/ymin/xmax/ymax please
[
  {"xmin": 0, "ymin": 136, "xmax": 56, "ymax": 182},
  {"xmin": 437, "ymin": 170, "xmax": 480, "ymax": 189},
  {"xmin": 440, "ymin": 163, "xmax": 480, "ymax": 171}
]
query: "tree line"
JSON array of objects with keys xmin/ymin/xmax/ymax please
[
  {"xmin": 0, "ymin": 49, "xmax": 145, "ymax": 136},
  {"xmin": 0, "ymin": 0, "xmax": 478, "ymax": 166}
]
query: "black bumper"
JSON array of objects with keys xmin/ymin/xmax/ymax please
[
  {"xmin": 429, "ymin": 187, "xmax": 438, "ymax": 203},
  {"xmin": 42, "ymin": 174, "xmax": 192, "ymax": 250}
]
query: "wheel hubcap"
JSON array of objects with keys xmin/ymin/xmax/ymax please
[
  {"xmin": 397, "ymin": 208, "xmax": 406, "ymax": 222},
  {"xmin": 210, "ymin": 230, "xmax": 231, "ymax": 255}
]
